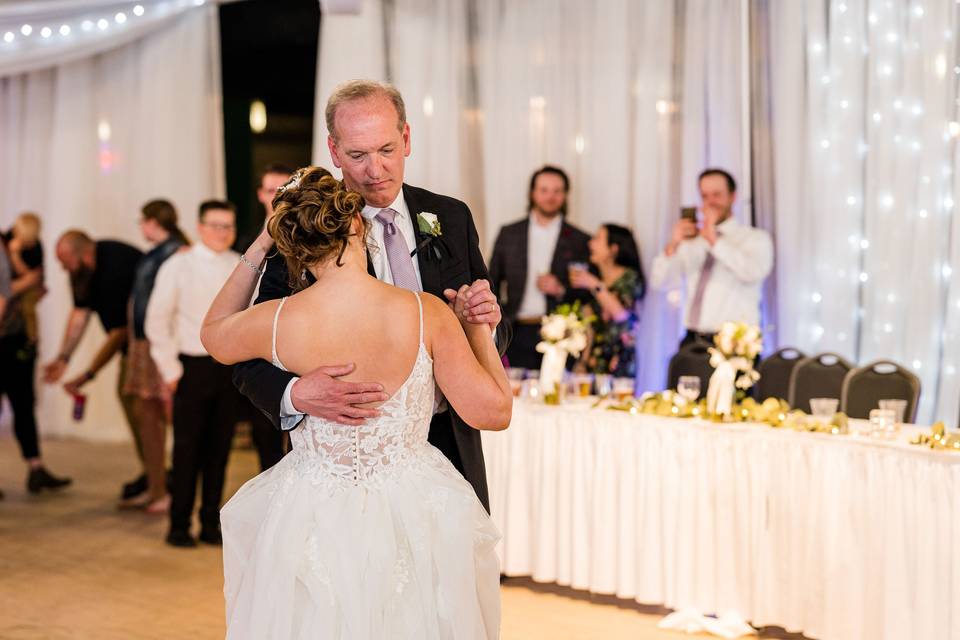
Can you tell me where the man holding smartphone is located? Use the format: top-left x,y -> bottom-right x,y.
650,168 -> 773,347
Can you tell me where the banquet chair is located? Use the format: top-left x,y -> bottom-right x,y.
754,347 -> 806,402
841,360 -> 921,423
666,341 -> 714,399
788,352 -> 854,413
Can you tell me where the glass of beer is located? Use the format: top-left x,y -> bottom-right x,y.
572,373 -> 594,397
612,377 -> 635,401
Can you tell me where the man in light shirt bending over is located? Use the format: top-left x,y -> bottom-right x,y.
650,168 -> 773,348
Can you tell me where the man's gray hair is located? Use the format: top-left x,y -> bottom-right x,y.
325,79 -> 407,139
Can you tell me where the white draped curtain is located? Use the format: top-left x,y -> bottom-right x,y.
762,0 -> 960,423
315,0 -> 748,396
0,2 -> 224,441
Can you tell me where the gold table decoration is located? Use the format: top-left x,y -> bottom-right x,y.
602,391 -> 855,436
909,421 -> 960,451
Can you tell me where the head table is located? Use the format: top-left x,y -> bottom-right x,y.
481,398 -> 960,640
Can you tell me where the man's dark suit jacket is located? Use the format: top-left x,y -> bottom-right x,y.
233,183 -> 502,512
488,216 -> 592,320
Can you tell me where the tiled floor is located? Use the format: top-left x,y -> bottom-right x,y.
0,437 -> 803,639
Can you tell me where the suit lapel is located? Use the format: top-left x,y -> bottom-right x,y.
550,219 -> 570,276
516,217 -> 530,296
402,184 -> 442,295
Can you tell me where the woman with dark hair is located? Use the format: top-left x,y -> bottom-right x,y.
119,199 -> 189,511
570,223 -> 646,377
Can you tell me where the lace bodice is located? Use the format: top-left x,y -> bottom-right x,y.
271,293 -> 438,488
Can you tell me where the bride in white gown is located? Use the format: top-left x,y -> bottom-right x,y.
200,169 -> 511,639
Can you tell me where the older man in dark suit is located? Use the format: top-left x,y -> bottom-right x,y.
233,80 -> 504,511
488,165 -> 591,370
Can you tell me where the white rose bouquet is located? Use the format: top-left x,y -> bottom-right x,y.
535,303 -> 590,401
536,304 -> 589,358
708,322 -> 763,390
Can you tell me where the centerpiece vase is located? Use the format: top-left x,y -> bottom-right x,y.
706,360 -> 736,417
538,344 -> 566,404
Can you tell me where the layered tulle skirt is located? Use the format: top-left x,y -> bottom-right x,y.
221,445 -> 500,640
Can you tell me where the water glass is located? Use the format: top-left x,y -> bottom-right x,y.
878,399 -> 907,426
677,376 -> 701,402
809,397 -> 839,421
594,373 -> 613,397
568,261 -> 589,283
869,408 -> 898,439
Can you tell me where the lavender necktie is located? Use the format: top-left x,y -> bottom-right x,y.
687,249 -> 716,331
375,208 -> 421,291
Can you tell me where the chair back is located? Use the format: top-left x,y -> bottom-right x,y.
841,360 -> 921,423
788,352 -> 854,413
755,347 -> 806,402
667,341 -> 714,399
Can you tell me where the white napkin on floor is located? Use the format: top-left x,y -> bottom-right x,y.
657,608 -> 756,639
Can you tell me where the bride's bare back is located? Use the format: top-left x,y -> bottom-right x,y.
274,278 -> 424,404
206,267 -> 511,430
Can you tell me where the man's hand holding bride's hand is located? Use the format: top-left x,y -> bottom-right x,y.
444,280 -> 501,331
290,363 -> 389,426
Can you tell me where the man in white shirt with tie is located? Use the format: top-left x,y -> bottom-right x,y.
146,200 -> 242,548
650,169 -> 773,348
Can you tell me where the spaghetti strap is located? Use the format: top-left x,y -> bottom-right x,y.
271,297 -> 289,370
413,291 -> 423,346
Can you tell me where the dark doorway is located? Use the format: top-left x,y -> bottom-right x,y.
219,0 -> 320,250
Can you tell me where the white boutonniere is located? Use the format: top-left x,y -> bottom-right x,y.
417,212 -> 442,237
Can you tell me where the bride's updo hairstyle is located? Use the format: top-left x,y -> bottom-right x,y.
268,166 -> 368,289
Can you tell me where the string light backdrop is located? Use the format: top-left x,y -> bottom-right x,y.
766,0 -> 960,423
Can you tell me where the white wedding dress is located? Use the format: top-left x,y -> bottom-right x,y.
222,292 -> 501,639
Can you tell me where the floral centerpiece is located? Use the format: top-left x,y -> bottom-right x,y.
706,322 -> 763,416
536,303 -> 589,403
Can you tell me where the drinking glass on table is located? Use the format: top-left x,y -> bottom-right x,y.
522,370 -> 540,398
809,397 -> 838,421
878,399 -> 907,426
507,368 -> 525,397
572,373 -> 594,397
677,376 -> 701,403
594,373 -> 613,397
613,377 -> 635,401
869,408 -> 897,439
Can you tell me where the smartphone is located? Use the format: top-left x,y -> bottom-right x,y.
680,206 -> 697,221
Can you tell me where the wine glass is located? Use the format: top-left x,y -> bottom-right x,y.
677,376 -> 701,403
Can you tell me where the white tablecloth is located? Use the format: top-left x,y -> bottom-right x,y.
481,400 -> 960,640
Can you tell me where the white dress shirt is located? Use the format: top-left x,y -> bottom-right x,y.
145,242 -> 239,383
516,214 -> 562,318
650,217 -> 773,333
280,188 -> 424,427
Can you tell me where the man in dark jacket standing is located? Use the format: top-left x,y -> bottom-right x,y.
488,165 -> 591,369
